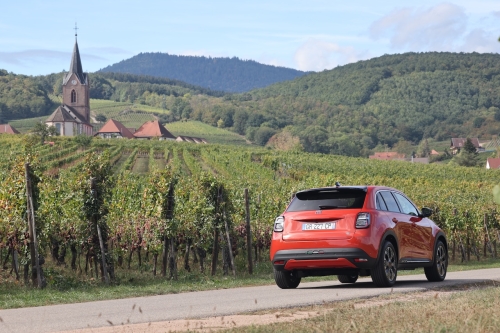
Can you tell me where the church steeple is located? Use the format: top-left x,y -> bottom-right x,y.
67,23 -> 85,83
62,24 -> 90,124
69,40 -> 84,77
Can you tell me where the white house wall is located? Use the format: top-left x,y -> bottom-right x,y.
65,122 -> 74,136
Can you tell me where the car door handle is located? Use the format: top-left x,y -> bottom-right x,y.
392,218 -> 398,223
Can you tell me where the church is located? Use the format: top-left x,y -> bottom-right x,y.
45,33 -> 93,136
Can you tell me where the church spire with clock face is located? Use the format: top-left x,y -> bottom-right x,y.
62,23 -> 90,123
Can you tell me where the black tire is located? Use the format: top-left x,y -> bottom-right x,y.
425,240 -> 448,282
371,241 -> 398,287
338,274 -> 358,283
274,269 -> 301,289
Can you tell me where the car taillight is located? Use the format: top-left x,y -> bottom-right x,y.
274,216 -> 284,232
356,213 -> 370,229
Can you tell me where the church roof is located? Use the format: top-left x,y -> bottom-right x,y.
0,124 -> 20,134
133,120 -> 176,139
46,105 -> 90,125
63,39 -> 88,85
97,119 -> 135,139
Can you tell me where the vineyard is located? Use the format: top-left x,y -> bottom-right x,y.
1,134 -> 500,287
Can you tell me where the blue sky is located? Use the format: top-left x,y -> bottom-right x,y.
1,0 -> 499,75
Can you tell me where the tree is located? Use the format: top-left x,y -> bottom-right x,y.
95,114 -> 107,123
74,134 -> 93,147
393,140 -> 413,156
233,110 -> 248,135
0,103 -> 4,123
31,122 -> 58,144
254,127 -> 276,146
451,138 -> 478,167
463,138 -> 477,154
416,139 -> 431,157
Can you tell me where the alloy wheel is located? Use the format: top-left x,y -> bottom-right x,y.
383,245 -> 397,282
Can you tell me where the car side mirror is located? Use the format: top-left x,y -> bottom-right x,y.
420,207 -> 433,218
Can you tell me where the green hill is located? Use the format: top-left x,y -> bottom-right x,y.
191,52 -> 500,156
4,52 -> 500,157
99,52 -> 307,93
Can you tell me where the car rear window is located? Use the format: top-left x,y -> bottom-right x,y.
286,188 -> 366,212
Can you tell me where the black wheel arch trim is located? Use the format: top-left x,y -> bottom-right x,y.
377,230 -> 399,262
434,231 -> 448,261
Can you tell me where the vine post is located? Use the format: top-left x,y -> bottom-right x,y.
222,188 -> 236,277
90,177 -> 109,285
211,186 -> 222,276
245,188 -> 253,274
25,163 -> 43,288
452,208 -> 456,261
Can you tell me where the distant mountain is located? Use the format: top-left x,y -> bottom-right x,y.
99,53 -> 307,93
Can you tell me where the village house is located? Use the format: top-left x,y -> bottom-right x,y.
95,119 -> 135,139
486,158 -> 500,170
450,138 -> 482,154
0,124 -> 19,134
133,120 -> 177,140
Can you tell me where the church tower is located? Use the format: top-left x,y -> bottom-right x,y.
45,26 -> 93,136
61,33 -> 90,123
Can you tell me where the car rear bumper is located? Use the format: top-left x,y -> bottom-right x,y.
272,248 -> 376,271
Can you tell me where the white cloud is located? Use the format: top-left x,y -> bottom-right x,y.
0,50 -> 68,65
459,28 -> 500,53
293,39 -> 363,72
0,49 -> 106,67
370,3 -> 467,51
256,54 -> 289,68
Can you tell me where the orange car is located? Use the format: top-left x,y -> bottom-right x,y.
270,185 -> 448,288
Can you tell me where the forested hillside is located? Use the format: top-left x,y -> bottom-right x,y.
195,52 -> 500,155
0,70 -> 56,123
99,53 -> 307,93
4,52 -> 500,157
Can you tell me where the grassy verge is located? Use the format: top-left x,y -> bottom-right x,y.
223,282 -> 500,333
1,256 -> 500,310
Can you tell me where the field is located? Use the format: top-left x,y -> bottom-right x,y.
1,134 -> 500,302
167,120 -> 249,145
8,116 -> 49,133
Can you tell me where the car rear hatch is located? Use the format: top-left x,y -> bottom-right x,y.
281,187 -> 367,242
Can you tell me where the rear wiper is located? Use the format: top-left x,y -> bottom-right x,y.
318,205 -> 346,210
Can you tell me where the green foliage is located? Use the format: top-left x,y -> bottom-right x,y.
9,52 -> 500,156
417,139 -> 431,158
0,72 -> 56,121
254,127 -> 276,146
463,138 -> 478,154
31,122 -> 58,145
2,136 -> 500,283
99,53 -> 306,93
95,114 -> 107,123
74,134 -> 93,148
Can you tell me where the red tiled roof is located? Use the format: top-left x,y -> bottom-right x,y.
96,119 -> 135,139
487,158 -> 500,169
134,120 -> 176,139
0,124 -> 20,134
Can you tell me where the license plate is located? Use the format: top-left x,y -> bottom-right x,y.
302,222 -> 336,230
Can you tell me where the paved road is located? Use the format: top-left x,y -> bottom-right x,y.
1,268 -> 499,333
